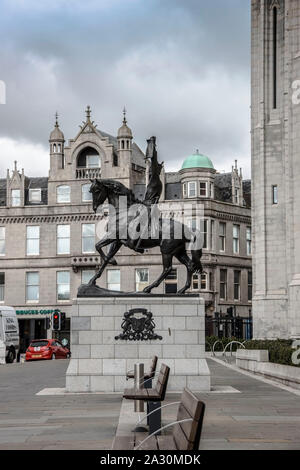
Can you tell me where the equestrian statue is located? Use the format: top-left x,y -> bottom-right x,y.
79,137 -> 203,295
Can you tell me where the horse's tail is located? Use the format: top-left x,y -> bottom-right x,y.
191,248 -> 203,274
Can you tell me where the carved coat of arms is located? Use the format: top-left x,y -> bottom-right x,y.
115,308 -> 162,341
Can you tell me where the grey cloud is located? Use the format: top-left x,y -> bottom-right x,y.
0,0 -> 251,178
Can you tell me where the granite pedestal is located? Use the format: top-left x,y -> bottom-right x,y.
66,295 -> 210,393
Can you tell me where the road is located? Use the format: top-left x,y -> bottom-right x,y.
0,359 -> 122,450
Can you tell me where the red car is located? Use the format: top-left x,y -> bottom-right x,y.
25,339 -> 71,361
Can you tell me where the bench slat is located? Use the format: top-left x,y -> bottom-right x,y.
173,422 -> 192,451
181,388 -> 203,421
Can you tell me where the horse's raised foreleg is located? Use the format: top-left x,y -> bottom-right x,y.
143,254 -> 173,293
88,240 -> 122,286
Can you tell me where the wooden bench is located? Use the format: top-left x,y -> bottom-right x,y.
123,363 -> 170,434
126,355 -> 158,388
113,388 -> 205,450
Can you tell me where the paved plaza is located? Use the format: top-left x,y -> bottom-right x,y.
0,358 -> 299,450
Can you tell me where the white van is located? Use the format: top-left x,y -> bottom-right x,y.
0,307 -> 20,363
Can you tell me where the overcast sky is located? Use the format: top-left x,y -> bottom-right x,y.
0,0 -> 251,179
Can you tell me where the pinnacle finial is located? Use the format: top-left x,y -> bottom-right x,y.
55,112 -> 59,128
123,106 -> 127,124
86,105 -> 91,121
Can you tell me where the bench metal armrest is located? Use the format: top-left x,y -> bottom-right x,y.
135,401 -> 181,427
126,373 -> 157,384
134,418 -> 193,450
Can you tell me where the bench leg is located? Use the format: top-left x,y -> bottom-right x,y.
148,401 -> 161,436
144,380 -> 152,426
144,379 -> 152,389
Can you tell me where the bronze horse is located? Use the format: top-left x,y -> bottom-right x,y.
88,179 -> 203,294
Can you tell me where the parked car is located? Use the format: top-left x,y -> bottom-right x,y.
25,339 -> 71,361
0,306 -> 20,363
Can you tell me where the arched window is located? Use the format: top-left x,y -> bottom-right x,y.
121,140 -> 125,149
126,140 -> 130,149
77,147 -> 100,168
53,144 -> 57,153
82,183 -> 92,202
58,144 -> 61,153
57,185 -> 71,203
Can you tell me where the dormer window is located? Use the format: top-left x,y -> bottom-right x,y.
29,189 -> 41,203
11,189 -> 21,207
199,182 -> 207,197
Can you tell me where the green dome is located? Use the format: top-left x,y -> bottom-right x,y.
181,152 -> 214,170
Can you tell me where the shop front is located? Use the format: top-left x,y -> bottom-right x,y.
16,309 -> 71,354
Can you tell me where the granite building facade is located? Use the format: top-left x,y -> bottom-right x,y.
251,0 -> 300,339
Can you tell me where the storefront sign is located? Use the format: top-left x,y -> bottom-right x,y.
16,309 -> 60,315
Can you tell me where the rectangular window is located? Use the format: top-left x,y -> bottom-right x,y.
82,224 -> 95,253
26,226 -> 40,256
210,220 -> 214,251
188,182 -> 197,198
220,269 -> 227,300
192,273 -> 199,291
234,188 -> 239,204
219,222 -> 226,252
209,183 -> 214,198
192,273 -> 207,291
57,271 -> 70,301
26,272 -> 39,302
29,189 -> 41,203
183,183 -> 187,198
57,225 -> 70,255
0,227 -> 5,255
272,185 -> 278,204
234,270 -> 241,301
233,225 -> 240,254
248,270 -> 252,302
135,268 -> 149,292
107,270 -> 121,291
202,219 -> 208,249
201,273 -> 207,290
199,182 -> 207,197
165,269 -> 177,294
82,270 -> 96,284
82,183 -> 92,202
0,273 -> 4,301
57,185 -> 71,203
246,227 -> 252,256
11,189 -> 21,207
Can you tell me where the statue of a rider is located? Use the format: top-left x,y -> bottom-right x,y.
131,136 -> 163,252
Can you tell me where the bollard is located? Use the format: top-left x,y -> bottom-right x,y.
134,362 -> 144,413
